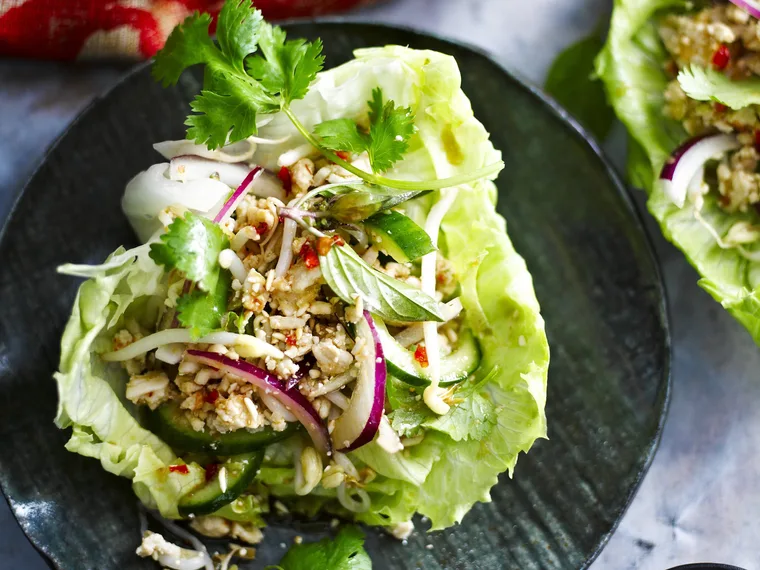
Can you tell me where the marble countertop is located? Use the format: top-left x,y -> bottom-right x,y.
1,0 -> 758,568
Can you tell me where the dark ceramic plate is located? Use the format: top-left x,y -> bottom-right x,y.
0,22 -> 670,570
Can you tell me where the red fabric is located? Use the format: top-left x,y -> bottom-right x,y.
0,0 -> 375,60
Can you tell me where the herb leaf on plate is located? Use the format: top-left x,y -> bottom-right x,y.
276,526 -> 372,570
149,212 -> 228,292
315,87 -> 415,172
176,269 -> 232,338
247,23 -> 325,104
678,65 -> 760,110
320,243 -> 443,322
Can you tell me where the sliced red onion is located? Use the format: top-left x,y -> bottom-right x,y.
729,0 -> 760,19
184,350 -> 331,456
332,311 -> 386,452
659,134 -> 739,208
169,156 -> 251,189
212,167 -> 262,224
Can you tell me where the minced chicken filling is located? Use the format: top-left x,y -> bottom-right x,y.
112,152 -> 463,542
660,2 -> 760,212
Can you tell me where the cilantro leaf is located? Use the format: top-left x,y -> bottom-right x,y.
423,389 -> 496,441
151,12 -> 218,87
152,0 -> 279,148
314,87 -> 415,173
313,119 -> 369,154
149,212 -> 229,292
678,64 -> 760,110
389,407 -> 431,438
247,24 -> 325,103
423,367 -> 499,441
176,270 -> 232,338
366,87 -> 415,172
278,526 -> 371,570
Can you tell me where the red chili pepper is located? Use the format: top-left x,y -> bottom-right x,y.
205,464 -> 219,481
286,334 -> 297,346
256,222 -> 270,235
278,166 -> 292,194
336,151 -> 350,161
332,235 -> 345,247
204,389 -> 219,404
169,464 -> 189,474
414,345 -> 429,368
299,242 -> 320,268
714,102 -> 728,113
712,44 -> 731,70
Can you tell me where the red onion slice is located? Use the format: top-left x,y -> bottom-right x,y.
184,350 -> 331,456
332,311 -> 386,452
213,167 -> 262,224
729,0 -> 760,19
659,134 -> 739,207
169,156 -> 252,189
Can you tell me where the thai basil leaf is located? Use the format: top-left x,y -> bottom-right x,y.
320,243 -> 443,322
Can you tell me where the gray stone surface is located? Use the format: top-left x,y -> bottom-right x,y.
0,0 -> 755,568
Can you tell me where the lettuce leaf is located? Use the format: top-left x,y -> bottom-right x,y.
55,246 -> 207,518
597,0 -> 760,343
251,46 -> 548,529
56,45 -> 548,531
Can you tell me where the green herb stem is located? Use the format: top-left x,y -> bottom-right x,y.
283,106 -> 504,191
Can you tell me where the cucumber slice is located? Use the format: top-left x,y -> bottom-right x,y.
147,401 -> 300,454
365,210 -> 435,263
178,451 -> 263,516
375,320 -> 481,386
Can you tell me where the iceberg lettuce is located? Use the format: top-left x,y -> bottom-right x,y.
55,45 -> 549,531
596,0 -> 760,343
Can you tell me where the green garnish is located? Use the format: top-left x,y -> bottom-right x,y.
149,212 -> 230,337
272,526 -> 372,570
314,87 -> 415,173
152,0 -> 503,190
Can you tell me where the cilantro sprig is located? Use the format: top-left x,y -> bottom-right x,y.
152,0 -> 504,190
149,212 -> 230,337
270,526 -> 371,570
314,88 -> 415,173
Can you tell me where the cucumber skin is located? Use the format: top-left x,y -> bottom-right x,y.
366,210 -> 435,263
147,402 -> 300,454
377,322 -> 481,387
178,451 -> 264,517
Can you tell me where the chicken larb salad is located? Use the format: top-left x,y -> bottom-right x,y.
598,0 -> 760,342
54,2 -> 549,567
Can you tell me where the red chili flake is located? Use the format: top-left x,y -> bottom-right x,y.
299,242 -> 320,268
286,334 -> 297,346
278,215 -> 285,224
336,151 -> 350,161
205,463 -> 219,482
169,464 -> 189,475
256,222 -> 270,235
712,44 -> 731,70
332,235 -> 345,247
204,389 -> 219,404
714,102 -> 728,113
278,166 -> 292,194
414,345 -> 429,368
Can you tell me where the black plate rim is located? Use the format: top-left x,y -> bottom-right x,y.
0,20 -> 673,570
